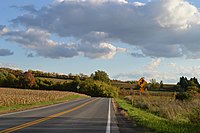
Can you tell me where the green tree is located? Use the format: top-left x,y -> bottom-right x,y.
190,77 -> 199,87
177,76 -> 188,92
0,70 -> 8,86
92,70 -> 110,83
5,73 -> 17,87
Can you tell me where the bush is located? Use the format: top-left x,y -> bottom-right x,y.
80,79 -> 118,97
175,92 -> 193,101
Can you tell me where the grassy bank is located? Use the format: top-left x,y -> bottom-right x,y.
0,88 -> 89,114
115,98 -> 200,133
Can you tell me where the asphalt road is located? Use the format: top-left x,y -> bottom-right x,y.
0,98 -> 120,133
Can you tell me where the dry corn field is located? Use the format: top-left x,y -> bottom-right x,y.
0,88 -> 88,107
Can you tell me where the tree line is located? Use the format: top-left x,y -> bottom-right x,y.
0,68 -> 118,98
0,68 -> 89,80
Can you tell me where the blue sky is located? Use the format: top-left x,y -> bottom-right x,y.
1,0 -> 200,83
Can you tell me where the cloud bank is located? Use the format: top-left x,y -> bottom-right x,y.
1,0 -> 200,59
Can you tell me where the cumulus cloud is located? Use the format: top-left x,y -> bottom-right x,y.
3,28 -> 79,58
3,28 -> 125,59
2,0 -> 200,59
155,0 -> 200,29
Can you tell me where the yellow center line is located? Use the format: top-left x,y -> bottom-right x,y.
0,98 -> 98,133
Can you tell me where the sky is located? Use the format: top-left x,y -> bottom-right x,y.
1,0 -> 200,83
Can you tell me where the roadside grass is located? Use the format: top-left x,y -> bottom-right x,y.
115,98 -> 200,133
0,88 -> 89,114
125,95 -> 200,122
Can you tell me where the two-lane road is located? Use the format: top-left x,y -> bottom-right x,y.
0,98 -> 119,133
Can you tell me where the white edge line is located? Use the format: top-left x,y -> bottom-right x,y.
0,98 -> 90,117
106,98 -> 111,133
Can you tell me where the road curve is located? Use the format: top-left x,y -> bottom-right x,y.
0,98 -> 119,133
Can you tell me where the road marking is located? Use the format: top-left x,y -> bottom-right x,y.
0,98 -> 97,133
0,98 -> 90,117
106,98 -> 111,133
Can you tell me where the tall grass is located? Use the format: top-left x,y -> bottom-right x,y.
115,98 -> 200,133
125,95 -> 200,123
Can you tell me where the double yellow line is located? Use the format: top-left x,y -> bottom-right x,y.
1,98 -> 97,133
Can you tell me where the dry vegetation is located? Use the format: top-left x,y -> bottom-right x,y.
0,88 -> 88,107
125,95 -> 200,123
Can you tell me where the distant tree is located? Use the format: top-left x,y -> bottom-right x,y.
72,76 -> 81,92
90,73 -> 95,79
149,79 -> 159,90
24,71 -> 36,88
68,73 -> 73,78
159,80 -> 164,89
92,70 -> 110,83
177,76 -> 188,92
190,77 -> 199,87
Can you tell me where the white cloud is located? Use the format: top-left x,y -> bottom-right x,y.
2,0 -> 200,59
132,2 -> 146,7
0,25 -> 8,35
155,0 -> 200,30
113,70 -> 177,83
147,58 -> 161,70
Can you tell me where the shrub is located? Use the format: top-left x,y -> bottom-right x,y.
175,92 -> 193,101
80,79 -> 118,97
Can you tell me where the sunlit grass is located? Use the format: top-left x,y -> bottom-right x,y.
115,98 -> 200,133
125,95 -> 200,122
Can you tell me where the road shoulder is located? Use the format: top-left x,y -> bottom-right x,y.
112,99 -> 154,133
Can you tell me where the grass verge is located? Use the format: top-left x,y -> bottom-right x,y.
115,98 -> 200,133
0,95 -> 87,114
